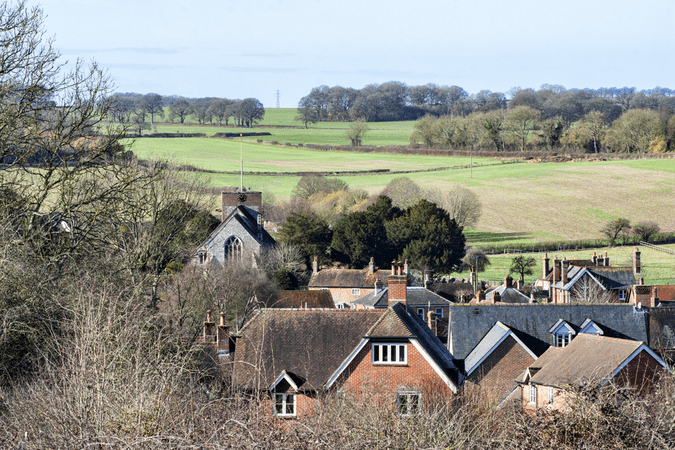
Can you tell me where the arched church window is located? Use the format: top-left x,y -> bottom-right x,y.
224,236 -> 243,260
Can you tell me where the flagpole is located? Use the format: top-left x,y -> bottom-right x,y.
240,134 -> 243,191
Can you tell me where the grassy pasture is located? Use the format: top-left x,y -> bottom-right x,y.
127,114 -> 675,247
454,244 -> 675,287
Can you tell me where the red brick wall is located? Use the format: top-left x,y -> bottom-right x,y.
388,277 -> 407,305
337,341 -> 455,399
522,384 -> 568,413
615,350 -> 665,394
465,335 -> 535,403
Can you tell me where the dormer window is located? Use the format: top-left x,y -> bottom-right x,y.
579,319 -> 604,336
274,393 -> 295,417
372,343 -> 406,365
549,319 -> 576,348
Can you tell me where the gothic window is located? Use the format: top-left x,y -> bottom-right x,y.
224,236 -> 243,261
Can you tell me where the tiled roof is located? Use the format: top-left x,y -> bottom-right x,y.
352,287 -> 452,308
308,268 -> 389,288
233,309 -> 383,390
648,307 -> 675,349
267,290 -> 334,309
527,334 -> 650,388
447,304 -> 649,360
656,286 -> 675,302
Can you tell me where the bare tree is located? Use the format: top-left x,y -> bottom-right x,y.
428,185 -> 482,228
570,275 -> 607,303
601,218 -> 631,245
346,119 -> 369,146
633,221 -> 660,242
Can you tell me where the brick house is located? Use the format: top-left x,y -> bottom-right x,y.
446,304 -> 654,405
518,334 -> 668,413
471,275 -> 531,304
535,249 -> 639,303
227,270 -> 460,418
193,191 -> 275,267
308,257 -> 391,308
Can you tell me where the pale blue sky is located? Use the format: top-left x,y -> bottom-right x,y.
38,0 -> 675,107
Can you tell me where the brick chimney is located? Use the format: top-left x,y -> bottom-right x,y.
403,259 -> 409,275
493,291 -> 501,303
388,261 -> 407,307
633,247 -> 641,275
592,252 -> 598,266
603,251 -> 609,267
553,257 -> 560,285
650,286 -> 659,308
562,258 -> 569,284
312,256 -> 318,275
504,275 -> 513,288
374,280 -> 383,294
368,257 -> 375,274
217,312 -> 231,358
543,253 -> 550,278
516,277 -> 523,290
203,310 -> 215,343
427,311 -> 438,336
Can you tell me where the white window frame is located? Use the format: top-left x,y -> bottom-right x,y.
397,391 -> 421,416
435,307 -> 443,318
417,308 -> 425,318
618,289 -> 626,301
372,343 -> 407,365
274,393 -> 296,417
529,385 -> 536,405
547,386 -> 554,404
351,288 -> 361,296
555,332 -> 571,348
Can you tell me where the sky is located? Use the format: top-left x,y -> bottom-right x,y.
37,0 -> 675,108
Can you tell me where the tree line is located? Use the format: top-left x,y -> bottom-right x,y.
109,93 -> 265,130
297,82 -> 675,126
410,106 -> 675,153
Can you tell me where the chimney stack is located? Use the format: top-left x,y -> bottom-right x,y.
650,286 -> 660,308
543,253 -> 550,278
369,257 -> 375,274
603,251 -> 609,267
493,291 -> 501,303
374,280 -> 383,294
553,257 -> 560,285
504,275 -> 513,288
388,261 -> 407,307
312,256 -> 318,275
217,312 -> 231,358
427,311 -> 438,336
592,252 -> 598,266
403,260 -> 409,275
203,310 -> 215,343
562,258 -> 569,284
633,247 -> 641,275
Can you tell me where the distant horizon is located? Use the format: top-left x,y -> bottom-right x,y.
37,0 -> 675,108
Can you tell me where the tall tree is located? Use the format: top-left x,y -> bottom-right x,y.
386,200 -> 465,274
168,97 -> 191,124
236,98 -> 265,128
507,105 -> 541,151
277,212 -> 332,265
140,93 -> 164,123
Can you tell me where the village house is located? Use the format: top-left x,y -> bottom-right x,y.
471,275 -> 531,305
211,266 -> 460,418
517,334 -> 668,413
193,190 -> 276,267
446,303 -> 654,405
535,249 -> 640,303
308,257 -> 391,308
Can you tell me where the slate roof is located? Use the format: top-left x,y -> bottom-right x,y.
308,268 -> 389,288
266,290 -> 334,309
546,265 -> 635,292
201,205 -> 276,249
526,334 -> 660,388
232,309 -> 383,391
464,322 -> 536,376
648,307 -> 675,349
447,304 -> 649,360
485,285 -> 530,304
352,287 -> 452,308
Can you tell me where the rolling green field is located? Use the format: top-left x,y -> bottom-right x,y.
128,113 -> 675,251
153,108 -> 415,146
453,244 -> 675,287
